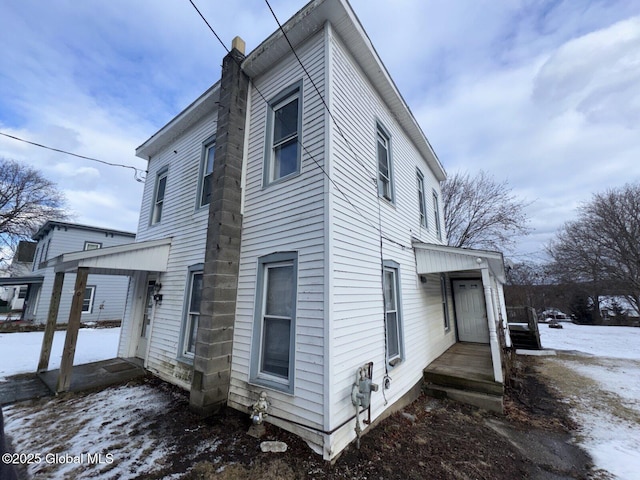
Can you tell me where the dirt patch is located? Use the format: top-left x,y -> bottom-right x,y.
4,355 -> 599,479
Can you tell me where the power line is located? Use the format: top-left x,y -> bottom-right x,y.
186,0 -> 392,242
186,0 -> 229,55
0,131 -> 147,182
264,0 -> 377,181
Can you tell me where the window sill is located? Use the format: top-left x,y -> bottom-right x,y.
248,375 -> 294,396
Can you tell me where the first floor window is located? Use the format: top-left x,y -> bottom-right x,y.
441,274 -> 450,331
383,261 -> 403,366
151,168 -> 168,225
251,252 -> 297,392
82,286 -> 96,313
182,268 -> 203,358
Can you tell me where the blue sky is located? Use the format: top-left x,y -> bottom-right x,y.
1,0 -> 638,263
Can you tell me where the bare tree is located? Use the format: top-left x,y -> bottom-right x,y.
442,170 -> 530,252
547,183 -> 640,317
0,158 -> 68,266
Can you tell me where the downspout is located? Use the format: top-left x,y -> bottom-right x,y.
480,266 -> 503,383
496,282 -> 511,348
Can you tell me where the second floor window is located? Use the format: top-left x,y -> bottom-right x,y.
151,169 -> 168,225
433,190 -> 442,240
200,141 -> 215,207
377,125 -> 393,201
417,170 -> 427,228
265,82 -> 302,185
84,242 -> 102,251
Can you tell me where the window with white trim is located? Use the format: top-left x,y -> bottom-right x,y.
84,241 -> 102,251
181,268 -> 203,359
151,168 -> 168,225
440,274 -> 450,331
433,190 -> 442,240
251,252 -> 297,393
82,286 -> 96,313
417,169 -> 427,228
265,82 -> 302,185
377,124 -> 394,201
383,260 -> 403,366
199,140 -> 215,207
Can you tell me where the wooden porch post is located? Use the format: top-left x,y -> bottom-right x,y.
56,267 -> 89,393
37,271 -> 65,372
481,266 -> 503,383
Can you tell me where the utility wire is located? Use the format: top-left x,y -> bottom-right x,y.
186,0 -> 402,245
264,0 -> 376,180
187,0 -> 229,55
0,131 -> 147,182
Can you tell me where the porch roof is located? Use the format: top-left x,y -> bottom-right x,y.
43,237 -> 172,276
0,275 -> 44,286
413,242 -> 506,283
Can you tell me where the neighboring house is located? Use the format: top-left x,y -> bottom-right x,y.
0,241 -> 36,313
599,296 -> 639,320
39,0 -> 510,460
0,221 -> 135,324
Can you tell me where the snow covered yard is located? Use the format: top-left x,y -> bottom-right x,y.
538,323 -> 640,480
0,327 -> 120,381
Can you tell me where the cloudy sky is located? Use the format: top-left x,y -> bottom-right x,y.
1,0 -> 638,263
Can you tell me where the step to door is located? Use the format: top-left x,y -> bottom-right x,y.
423,371 -> 504,396
424,384 -> 503,414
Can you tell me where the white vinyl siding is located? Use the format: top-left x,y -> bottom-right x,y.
229,30 -> 326,435
327,30 -> 455,454
25,225 -> 135,325
126,105 -> 217,387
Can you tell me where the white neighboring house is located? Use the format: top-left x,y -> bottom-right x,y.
0,221 -> 135,323
0,241 -> 36,313
39,0 -> 510,460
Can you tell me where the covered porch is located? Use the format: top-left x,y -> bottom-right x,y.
413,242 -> 510,413
36,238 -> 171,393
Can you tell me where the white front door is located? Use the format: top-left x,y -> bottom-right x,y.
453,280 -> 489,343
135,280 -> 156,359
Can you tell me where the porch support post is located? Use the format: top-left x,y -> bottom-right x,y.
481,267 -> 503,383
56,267 -> 89,393
37,271 -> 65,372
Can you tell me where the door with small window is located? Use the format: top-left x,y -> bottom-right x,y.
136,279 -> 156,359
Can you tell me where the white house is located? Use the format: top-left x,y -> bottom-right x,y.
0,221 -> 135,324
0,241 -> 36,313
40,0 -> 510,460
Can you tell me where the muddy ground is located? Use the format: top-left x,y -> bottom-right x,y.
136,355 -> 595,479
5,354 -> 602,479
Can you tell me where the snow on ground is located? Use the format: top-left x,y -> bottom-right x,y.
3,383 -> 175,479
538,322 -> 640,480
0,327 -> 120,381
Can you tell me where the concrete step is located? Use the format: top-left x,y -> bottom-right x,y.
423,370 -> 503,396
424,384 -> 503,414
